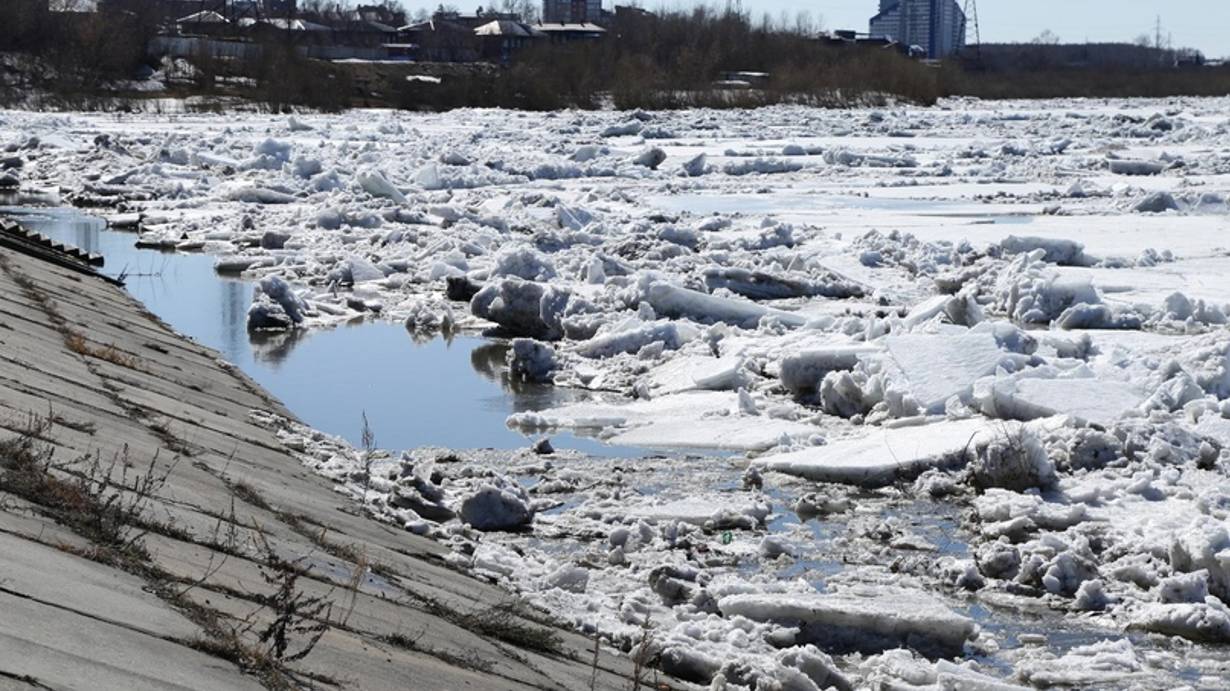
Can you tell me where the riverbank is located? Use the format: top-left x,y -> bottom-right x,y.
0,221 -> 671,690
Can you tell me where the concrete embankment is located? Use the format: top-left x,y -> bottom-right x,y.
0,222 -> 666,690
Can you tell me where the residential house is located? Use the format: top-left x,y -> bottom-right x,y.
473,18 -> 543,64
175,9 -> 229,36
534,22 -> 605,44
399,16 -> 479,62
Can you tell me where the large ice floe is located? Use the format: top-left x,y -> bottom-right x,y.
8,95 -> 1230,688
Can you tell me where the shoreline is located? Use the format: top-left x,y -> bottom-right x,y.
0,225 -> 665,690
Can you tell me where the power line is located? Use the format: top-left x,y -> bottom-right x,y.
962,0 -> 980,60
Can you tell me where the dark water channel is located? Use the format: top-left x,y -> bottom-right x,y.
3,203 -> 639,457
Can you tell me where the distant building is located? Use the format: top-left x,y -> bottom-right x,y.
542,0 -> 600,25
432,10 -> 520,30
400,16 -> 479,62
869,0 -> 964,59
535,22 -> 605,44
123,0 -> 294,23
473,19 -> 543,64
176,9 -> 229,36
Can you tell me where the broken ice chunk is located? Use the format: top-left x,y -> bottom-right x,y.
759,419 -> 1013,488
574,320 -> 697,359
1130,602 -> 1230,643
356,168 -> 407,204
458,483 -> 533,531
647,355 -> 746,394
645,282 -> 807,329
247,275 -> 308,331
609,416 -> 814,452
779,344 -> 880,395
628,496 -> 769,530
702,267 -> 864,301
470,278 -> 570,340
718,586 -> 977,655
883,332 -> 1015,413
1000,235 -> 1091,266
1016,639 -> 1145,686
980,376 -> 1145,427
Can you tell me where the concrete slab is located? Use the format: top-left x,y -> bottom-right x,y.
0,591 -> 265,691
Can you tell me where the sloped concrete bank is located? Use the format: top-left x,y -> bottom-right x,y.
0,227 -> 675,690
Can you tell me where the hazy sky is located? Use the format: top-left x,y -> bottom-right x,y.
401,1 -> 1228,58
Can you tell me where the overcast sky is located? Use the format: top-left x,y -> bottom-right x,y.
399,1 -> 1228,58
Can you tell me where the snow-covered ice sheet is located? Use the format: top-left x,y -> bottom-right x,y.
757,418 -> 1011,487
883,332 -> 1013,413
719,586 -> 978,654
508,390 -> 816,452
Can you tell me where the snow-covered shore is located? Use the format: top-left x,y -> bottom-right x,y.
5,96 -> 1230,688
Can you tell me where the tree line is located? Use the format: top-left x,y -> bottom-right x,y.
1,1 -> 1226,112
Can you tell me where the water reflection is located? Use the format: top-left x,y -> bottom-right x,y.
0,190 -> 60,208
248,328 -> 307,366
222,278 -> 247,362
470,341 -> 507,381
470,341 -> 601,412
4,205 -> 644,457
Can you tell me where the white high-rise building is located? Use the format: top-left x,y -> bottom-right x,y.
869,0 -> 965,59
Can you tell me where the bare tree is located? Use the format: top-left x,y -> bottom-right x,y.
793,10 -> 813,36
1031,29 -> 1060,45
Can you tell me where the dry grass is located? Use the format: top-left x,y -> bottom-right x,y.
64,330 -> 144,370
0,415 -> 337,690
450,601 -> 564,656
629,623 -> 657,691
0,414 -> 170,562
382,629 -> 496,674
